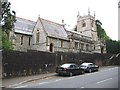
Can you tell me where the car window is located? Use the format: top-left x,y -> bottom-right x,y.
81,65 -> 87,67
70,65 -> 77,68
90,64 -> 95,67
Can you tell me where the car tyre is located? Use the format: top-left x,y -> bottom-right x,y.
70,72 -> 73,76
88,69 -> 92,73
81,70 -> 84,74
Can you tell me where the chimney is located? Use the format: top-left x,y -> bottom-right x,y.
62,19 -> 64,24
62,19 -> 65,27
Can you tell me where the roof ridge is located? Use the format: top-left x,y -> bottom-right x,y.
41,18 -> 62,26
16,16 -> 36,23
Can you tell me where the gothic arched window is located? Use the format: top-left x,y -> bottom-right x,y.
36,31 -> 40,44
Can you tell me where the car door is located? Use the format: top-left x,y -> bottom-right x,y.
89,64 -> 94,71
91,64 -> 96,71
72,64 -> 80,74
69,65 -> 79,75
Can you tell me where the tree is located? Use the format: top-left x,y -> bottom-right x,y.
1,1 -> 16,50
1,30 -> 13,50
95,20 -> 110,41
2,2 -> 16,37
96,19 -> 120,54
106,40 -> 120,54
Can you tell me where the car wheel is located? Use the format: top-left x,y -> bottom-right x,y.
88,69 -> 92,73
81,70 -> 84,74
96,68 -> 99,71
70,72 -> 73,76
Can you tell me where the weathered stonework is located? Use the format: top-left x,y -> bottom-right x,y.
9,13 -> 106,53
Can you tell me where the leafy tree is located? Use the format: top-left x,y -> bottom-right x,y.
1,30 -> 13,50
106,40 -> 120,54
2,1 -> 16,37
96,20 -> 120,54
95,20 -> 110,41
1,1 -> 16,50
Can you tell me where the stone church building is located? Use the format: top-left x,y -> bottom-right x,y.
9,11 -> 106,53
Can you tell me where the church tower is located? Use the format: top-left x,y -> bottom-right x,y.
77,9 -> 98,41
77,9 -> 103,53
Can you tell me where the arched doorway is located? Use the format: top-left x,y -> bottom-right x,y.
49,43 -> 54,52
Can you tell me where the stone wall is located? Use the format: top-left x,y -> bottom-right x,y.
2,50 -> 116,78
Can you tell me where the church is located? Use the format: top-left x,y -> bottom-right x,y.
9,11 -> 106,53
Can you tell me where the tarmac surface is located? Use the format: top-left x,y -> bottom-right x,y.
1,66 -> 118,89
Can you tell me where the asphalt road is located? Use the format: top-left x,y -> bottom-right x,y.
13,66 -> 119,89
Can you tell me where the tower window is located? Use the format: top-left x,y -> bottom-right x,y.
82,22 -> 86,27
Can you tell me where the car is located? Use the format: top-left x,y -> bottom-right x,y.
80,62 -> 99,73
55,63 -> 84,76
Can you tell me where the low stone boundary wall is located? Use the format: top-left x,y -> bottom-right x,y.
2,50 -> 117,78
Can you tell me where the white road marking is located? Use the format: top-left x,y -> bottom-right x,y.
9,67 -> 117,88
96,78 -> 112,84
55,79 -> 62,82
14,85 -> 28,88
38,82 -> 49,85
81,86 -> 85,88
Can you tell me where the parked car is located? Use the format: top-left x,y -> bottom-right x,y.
55,63 -> 84,76
80,62 -> 99,73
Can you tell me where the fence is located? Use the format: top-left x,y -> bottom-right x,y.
2,50 -> 117,78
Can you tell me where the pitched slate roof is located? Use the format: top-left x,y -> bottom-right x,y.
14,17 -> 36,35
14,17 -> 68,40
40,18 -> 68,40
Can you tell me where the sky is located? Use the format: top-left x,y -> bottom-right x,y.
9,0 -> 118,40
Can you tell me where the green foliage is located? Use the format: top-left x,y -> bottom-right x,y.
1,1 -> 16,50
106,40 -> 120,54
95,20 -> 110,41
2,2 -> 16,37
0,30 -> 13,50
96,19 -> 120,54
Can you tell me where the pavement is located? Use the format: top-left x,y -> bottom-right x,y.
2,72 -> 56,88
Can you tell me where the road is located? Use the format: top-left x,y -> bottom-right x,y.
13,66 -> 119,89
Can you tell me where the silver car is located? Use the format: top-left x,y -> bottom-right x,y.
80,63 -> 99,73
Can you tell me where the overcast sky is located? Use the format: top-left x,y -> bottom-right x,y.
9,0 -> 118,40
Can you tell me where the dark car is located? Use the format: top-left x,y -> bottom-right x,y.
55,63 -> 84,76
80,63 -> 99,73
